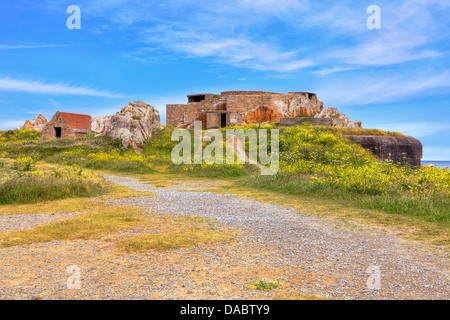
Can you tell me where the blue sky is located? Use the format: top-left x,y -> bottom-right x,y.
0,0 -> 449,160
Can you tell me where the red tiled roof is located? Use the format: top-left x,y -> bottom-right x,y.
58,112 -> 92,130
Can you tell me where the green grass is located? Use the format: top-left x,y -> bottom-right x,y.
0,129 -> 40,142
0,206 -> 147,247
0,205 -> 237,251
320,126 -> 406,137
244,173 -> 449,223
246,277 -> 283,291
0,174 -> 108,205
1,124 -> 448,249
1,134 -> 124,160
0,159 -> 109,205
117,221 -> 236,252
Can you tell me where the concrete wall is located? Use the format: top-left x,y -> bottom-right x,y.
344,135 -> 423,167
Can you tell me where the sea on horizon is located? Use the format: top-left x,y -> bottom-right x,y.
421,161 -> 450,168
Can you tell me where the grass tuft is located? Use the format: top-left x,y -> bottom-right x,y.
246,277 -> 283,291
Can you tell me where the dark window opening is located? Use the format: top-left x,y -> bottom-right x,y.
188,95 -> 206,103
221,113 -> 227,127
55,127 -> 62,138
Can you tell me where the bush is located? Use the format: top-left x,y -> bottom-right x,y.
0,167 -> 108,205
0,129 -> 40,142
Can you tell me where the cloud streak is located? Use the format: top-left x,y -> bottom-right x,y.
0,44 -> 69,50
318,70 -> 450,105
0,78 -> 121,98
53,0 -> 450,73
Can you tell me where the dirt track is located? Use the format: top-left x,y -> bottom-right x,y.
0,175 -> 448,300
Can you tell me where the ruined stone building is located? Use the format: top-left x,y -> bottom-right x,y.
166,91 -> 325,129
40,111 -> 92,140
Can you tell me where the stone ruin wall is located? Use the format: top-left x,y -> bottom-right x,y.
166,91 -> 324,128
40,113 -> 77,140
206,113 -> 222,129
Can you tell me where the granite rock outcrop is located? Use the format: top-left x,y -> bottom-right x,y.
90,101 -> 164,152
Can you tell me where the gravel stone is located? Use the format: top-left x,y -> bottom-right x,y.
0,174 -> 448,300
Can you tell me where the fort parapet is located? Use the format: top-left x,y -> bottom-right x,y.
166,91 -> 325,129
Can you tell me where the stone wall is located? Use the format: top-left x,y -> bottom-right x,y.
166,91 -> 324,128
166,104 -> 187,127
344,135 -> 423,167
40,112 -> 76,139
187,94 -> 215,102
167,99 -> 219,127
206,113 -> 222,129
225,93 -> 322,118
221,91 -> 278,96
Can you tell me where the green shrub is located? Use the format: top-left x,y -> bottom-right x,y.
0,129 -> 40,142
0,173 -> 107,205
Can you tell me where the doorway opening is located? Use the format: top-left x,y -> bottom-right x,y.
220,113 -> 227,127
55,127 -> 62,138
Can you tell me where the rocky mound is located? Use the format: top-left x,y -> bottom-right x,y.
17,114 -> 48,131
315,107 -> 362,128
90,101 -> 164,152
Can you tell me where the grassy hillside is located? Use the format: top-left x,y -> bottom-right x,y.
0,126 -> 448,246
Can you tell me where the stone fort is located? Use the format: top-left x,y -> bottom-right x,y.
166,91 -> 326,129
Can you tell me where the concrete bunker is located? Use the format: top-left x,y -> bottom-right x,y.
187,94 -> 214,103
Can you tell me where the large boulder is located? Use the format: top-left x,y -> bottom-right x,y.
18,114 -> 48,131
315,107 -> 362,128
90,101 -> 164,152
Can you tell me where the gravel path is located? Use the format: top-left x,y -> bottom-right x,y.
102,175 -> 449,300
0,174 -> 448,300
0,212 -> 81,232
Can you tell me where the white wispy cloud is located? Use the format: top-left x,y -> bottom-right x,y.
59,0 -> 314,72
0,78 -> 121,98
313,67 -> 357,76
321,0 -> 449,66
0,44 -> 69,50
173,37 -> 316,72
44,0 -> 450,73
318,70 -> 450,105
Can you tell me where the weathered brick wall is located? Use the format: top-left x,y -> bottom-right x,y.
167,100 -> 217,127
187,94 -> 215,102
206,113 -> 221,128
166,92 -> 324,127
221,91 -> 278,96
40,112 -> 76,139
166,104 -> 186,126
226,95 -> 273,114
